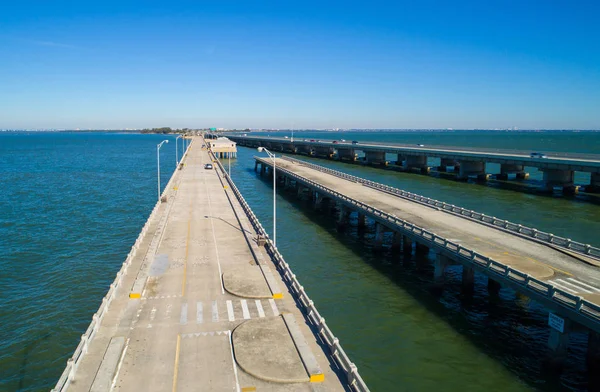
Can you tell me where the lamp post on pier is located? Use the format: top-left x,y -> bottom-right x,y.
175,135 -> 183,166
157,140 -> 169,201
258,147 -> 276,247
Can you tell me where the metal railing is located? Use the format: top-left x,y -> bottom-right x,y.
210,151 -> 369,391
52,141 -> 193,391
255,156 -> 600,331
280,156 -> 600,259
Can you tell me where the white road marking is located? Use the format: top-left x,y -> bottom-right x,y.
166,304 -> 173,319
212,300 -> 219,322
255,300 -> 265,318
227,330 -> 241,392
567,278 -> 600,292
269,299 -> 279,316
226,300 -> 235,322
180,303 -> 188,325
110,338 -> 130,391
555,278 -> 593,293
551,281 -> 577,294
241,300 -> 250,319
203,169 -> 225,295
150,306 -> 157,321
196,301 -> 203,324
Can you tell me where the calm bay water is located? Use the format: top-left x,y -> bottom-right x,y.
1,131 -> 600,391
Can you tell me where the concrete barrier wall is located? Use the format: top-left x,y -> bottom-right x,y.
211,151 -> 369,392
52,141 -> 193,392
256,156 -> 600,334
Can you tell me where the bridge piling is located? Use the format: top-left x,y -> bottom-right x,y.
405,155 -> 429,173
487,278 -> 501,295
545,318 -> 571,370
374,223 -> 385,250
438,158 -> 456,172
588,330 -> 600,372
542,169 -> 577,194
462,266 -> 475,294
433,253 -> 449,290
458,160 -> 489,181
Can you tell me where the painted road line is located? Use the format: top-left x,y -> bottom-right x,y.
555,278 -> 593,293
255,300 -> 265,318
196,301 -> 203,324
269,299 -> 279,317
241,300 -> 250,320
180,303 -> 188,325
172,334 -> 181,392
227,300 -> 235,322
550,281 -> 577,294
567,278 -> 600,292
166,304 -> 173,319
227,330 -> 241,392
212,300 -> 219,322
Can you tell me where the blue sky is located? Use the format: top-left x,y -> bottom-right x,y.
1,1 -> 599,129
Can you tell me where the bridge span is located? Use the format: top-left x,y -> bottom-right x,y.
230,135 -> 600,194
254,155 -> 600,370
52,137 -> 367,392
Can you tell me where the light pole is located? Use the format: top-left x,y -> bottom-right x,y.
157,140 -> 169,201
176,135 -> 183,166
258,147 -> 276,247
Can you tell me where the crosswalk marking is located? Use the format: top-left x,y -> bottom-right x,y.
180,303 -> 188,325
255,300 -> 265,318
226,300 -> 235,322
212,300 -> 219,322
269,299 -> 279,317
549,278 -> 600,294
241,300 -> 250,319
196,301 -> 203,324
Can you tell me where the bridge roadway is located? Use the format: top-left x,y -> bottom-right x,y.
231,135 -> 600,192
255,156 -> 600,366
61,138 -> 352,392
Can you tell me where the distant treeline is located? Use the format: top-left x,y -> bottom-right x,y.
140,127 -> 184,134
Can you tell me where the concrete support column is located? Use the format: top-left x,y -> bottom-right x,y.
458,160 -> 489,181
588,330 -> 600,372
357,213 -> 366,228
545,317 -> 571,370
403,236 -> 413,254
497,164 -> 528,180
391,231 -> 402,252
438,158 -> 456,172
337,148 -> 357,161
487,278 -> 501,295
542,169 -> 577,194
586,172 -> 600,193
314,192 -> 323,210
296,185 -> 305,198
405,155 -> 430,173
415,242 -> 429,255
337,204 -> 350,229
374,223 -> 385,250
260,164 -> 266,176
462,266 -> 475,294
396,154 -> 405,166
433,253 -> 449,290
365,151 -> 387,165
254,161 -> 259,172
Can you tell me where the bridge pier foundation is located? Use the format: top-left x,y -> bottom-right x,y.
396,154 -> 406,166
545,318 -> 571,370
588,330 -> 600,372
438,158 -> 456,172
260,164 -> 266,176
542,169 -> 578,194
365,151 -> 387,166
405,155 -> 430,174
403,236 -> 413,254
487,278 -> 501,295
337,148 -> 357,162
337,204 -> 350,230
391,231 -> 402,252
586,172 -> 600,193
458,160 -> 489,181
497,164 -> 528,180
462,266 -> 475,294
357,213 -> 366,228
433,253 -> 449,290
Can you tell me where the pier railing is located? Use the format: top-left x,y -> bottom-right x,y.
52,141 -> 192,391
255,156 -> 600,332
280,156 -> 600,259
211,151 -> 369,392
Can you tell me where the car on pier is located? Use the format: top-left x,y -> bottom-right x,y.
332,140 -> 339,144
352,140 -> 359,145
530,152 -> 548,158
204,163 -> 213,170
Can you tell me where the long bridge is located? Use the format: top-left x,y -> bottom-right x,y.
254,155 -> 600,370
229,135 -> 600,194
52,137 -> 367,391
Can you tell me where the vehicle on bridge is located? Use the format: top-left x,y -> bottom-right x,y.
531,152 -> 548,158
204,163 -> 213,169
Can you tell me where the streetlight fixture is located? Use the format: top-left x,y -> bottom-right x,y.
157,140 -> 169,201
175,135 -> 183,166
258,146 -> 277,247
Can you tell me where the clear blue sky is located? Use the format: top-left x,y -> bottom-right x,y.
1,0 -> 599,130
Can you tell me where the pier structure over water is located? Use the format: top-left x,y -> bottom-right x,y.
254,155 -> 600,371
231,135 -> 600,194
53,137 -> 366,392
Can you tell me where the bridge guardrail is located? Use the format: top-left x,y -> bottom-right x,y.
52,141 -> 193,392
211,151 -> 369,392
255,156 -> 600,331
280,156 -> 600,259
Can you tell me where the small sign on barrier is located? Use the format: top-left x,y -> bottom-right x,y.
548,312 -> 565,333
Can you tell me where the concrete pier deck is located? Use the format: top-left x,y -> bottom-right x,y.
55,137 -> 360,391
255,156 -> 600,333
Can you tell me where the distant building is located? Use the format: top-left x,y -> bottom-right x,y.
209,137 -> 237,159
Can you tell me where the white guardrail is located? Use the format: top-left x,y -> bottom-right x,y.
281,156 -> 600,259
210,151 -> 370,392
255,156 -> 600,328
52,140 -> 193,392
